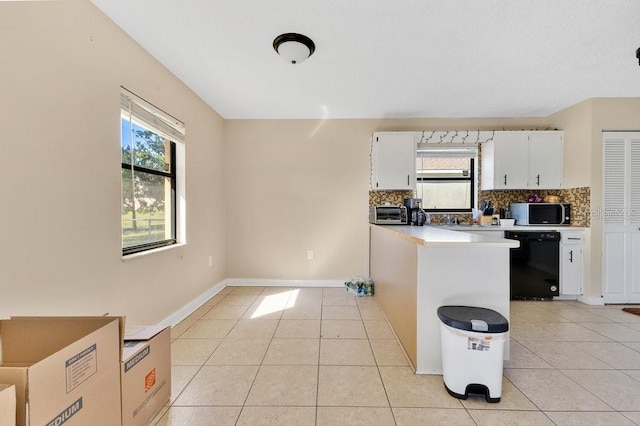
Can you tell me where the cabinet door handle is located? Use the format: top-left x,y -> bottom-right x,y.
504,174 -> 507,185
569,250 -> 573,263
536,174 -> 540,185
407,175 -> 410,186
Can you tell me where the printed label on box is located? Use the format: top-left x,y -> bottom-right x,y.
467,337 -> 491,351
125,346 -> 150,373
145,368 -> 157,393
65,344 -> 97,393
45,397 -> 83,426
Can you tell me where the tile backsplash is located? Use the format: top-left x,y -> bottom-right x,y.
369,190 -> 415,207
478,187 -> 590,227
369,187 -> 590,227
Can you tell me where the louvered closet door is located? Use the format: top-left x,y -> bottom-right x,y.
629,139 -> 640,301
603,132 -> 640,303
603,136 -> 626,301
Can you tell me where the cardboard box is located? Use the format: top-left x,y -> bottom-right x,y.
0,317 -> 123,426
121,325 -> 171,426
0,384 -> 16,426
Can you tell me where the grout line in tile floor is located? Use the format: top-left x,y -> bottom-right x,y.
154,287 -> 640,425
356,295 -> 396,420
314,292 -> 323,426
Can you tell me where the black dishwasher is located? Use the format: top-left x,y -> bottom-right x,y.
504,231 -> 560,300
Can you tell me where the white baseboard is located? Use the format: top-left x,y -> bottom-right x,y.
158,280 -> 227,328
578,294 -> 605,305
159,278 -> 346,328
221,278 -> 346,288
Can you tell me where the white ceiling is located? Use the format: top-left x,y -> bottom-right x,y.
90,0 -> 640,119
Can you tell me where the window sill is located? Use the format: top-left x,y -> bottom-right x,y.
121,242 -> 187,262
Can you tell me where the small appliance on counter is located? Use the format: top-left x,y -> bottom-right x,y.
404,197 -> 428,226
369,204 -> 407,225
509,202 -> 571,226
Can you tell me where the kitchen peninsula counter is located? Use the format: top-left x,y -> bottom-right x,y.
374,224 -> 522,247
369,225 -> 518,374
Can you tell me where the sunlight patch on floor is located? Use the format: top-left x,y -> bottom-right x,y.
249,289 -> 299,319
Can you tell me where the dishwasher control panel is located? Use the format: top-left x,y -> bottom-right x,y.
504,231 -> 560,241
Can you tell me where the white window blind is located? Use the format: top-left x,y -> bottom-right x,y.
120,87 -> 185,143
417,145 -> 477,159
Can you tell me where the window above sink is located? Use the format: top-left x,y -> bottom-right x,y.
417,146 -> 477,213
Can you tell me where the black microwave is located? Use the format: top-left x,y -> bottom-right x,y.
509,203 -> 571,225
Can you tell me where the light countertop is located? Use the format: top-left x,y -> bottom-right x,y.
372,224 -> 520,248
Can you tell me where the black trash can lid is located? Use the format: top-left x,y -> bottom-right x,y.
437,306 -> 509,333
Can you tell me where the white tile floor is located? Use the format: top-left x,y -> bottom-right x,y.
153,286 -> 640,425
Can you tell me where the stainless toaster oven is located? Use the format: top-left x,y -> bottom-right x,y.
369,205 -> 408,225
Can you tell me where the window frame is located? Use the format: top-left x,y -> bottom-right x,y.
120,88 -> 184,256
417,156 -> 476,214
121,138 -> 177,256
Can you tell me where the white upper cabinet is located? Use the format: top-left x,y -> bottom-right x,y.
529,131 -> 564,189
371,132 -> 416,190
481,131 -> 529,190
481,131 -> 564,190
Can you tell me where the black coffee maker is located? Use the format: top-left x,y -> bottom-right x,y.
404,198 -> 425,225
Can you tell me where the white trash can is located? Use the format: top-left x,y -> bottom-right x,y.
437,305 -> 509,403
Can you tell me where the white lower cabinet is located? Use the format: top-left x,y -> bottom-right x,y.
560,231 -> 584,295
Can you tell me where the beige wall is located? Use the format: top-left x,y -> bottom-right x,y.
0,1 -> 226,324
224,117 -> 547,281
547,99 -> 593,189
224,120 -> 373,280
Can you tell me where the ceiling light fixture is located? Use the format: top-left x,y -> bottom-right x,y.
273,33 -> 315,64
